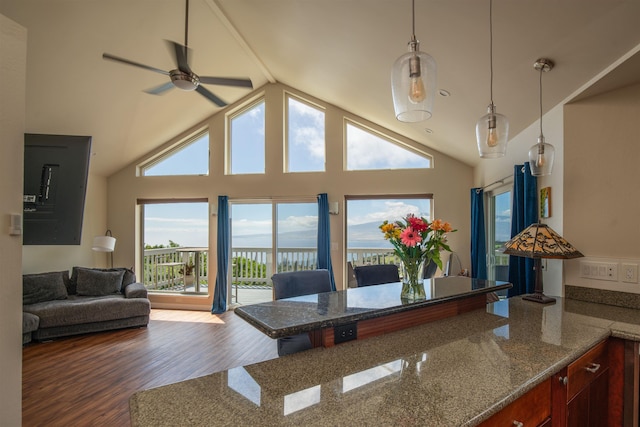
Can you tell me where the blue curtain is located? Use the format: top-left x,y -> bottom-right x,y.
470,188 -> 487,280
317,194 -> 336,291
507,163 -> 538,297
211,196 -> 229,314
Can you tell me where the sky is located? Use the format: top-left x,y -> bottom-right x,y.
141,99 -> 434,249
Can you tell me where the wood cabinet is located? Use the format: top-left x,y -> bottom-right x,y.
479,338 -> 624,427
478,378 -> 551,427
552,338 -> 624,427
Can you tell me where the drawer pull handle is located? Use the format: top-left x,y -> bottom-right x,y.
513,421 -> 524,427
585,362 -> 601,373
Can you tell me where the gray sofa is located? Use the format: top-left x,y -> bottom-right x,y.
22,267 -> 151,343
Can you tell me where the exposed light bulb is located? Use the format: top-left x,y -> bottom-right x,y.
409,76 -> 426,103
536,151 -> 545,167
408,54 -> 426,104
486,114 -> 498,147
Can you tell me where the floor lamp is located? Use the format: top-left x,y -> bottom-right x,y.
92,229 -> 116,268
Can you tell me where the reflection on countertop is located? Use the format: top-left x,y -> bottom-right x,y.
131,295 -> 640,426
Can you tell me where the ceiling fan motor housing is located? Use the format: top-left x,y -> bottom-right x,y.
170,70 -> 199,91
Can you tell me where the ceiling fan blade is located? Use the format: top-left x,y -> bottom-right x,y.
144,81 -> 175,95
166,40 -> 192,73
196,85 -> 227,107
102,53 -> 169,76
199,76 -> 253,89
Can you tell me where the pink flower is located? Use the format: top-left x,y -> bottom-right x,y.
400,227 -> 422,247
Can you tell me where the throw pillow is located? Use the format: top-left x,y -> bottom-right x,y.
70,266 -> 135,294
23,271 -> 69,305
76,269 -> 125,296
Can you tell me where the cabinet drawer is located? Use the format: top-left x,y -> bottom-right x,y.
478,378 -> 551,427
567,339 -> 608,401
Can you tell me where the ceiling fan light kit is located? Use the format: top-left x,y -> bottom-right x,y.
476,0 -> 509,159
102,0 -> 252,106
391,0 -> 437,123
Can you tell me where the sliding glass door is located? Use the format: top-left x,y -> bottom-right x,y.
230,200 -> 317,305
486,188 -> 511,282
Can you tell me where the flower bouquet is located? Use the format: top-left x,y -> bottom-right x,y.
380,215 -> 456,302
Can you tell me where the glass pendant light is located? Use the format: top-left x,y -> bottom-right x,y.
391,0 -> 437,122
476,0 -> 509,158
529,58 -> 555,176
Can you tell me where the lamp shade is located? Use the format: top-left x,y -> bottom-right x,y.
529,137 -> 555,176
503,222 -> 582,259
476,104 -> 509,158
92,235 -> 116,252
391,46 -> 437,122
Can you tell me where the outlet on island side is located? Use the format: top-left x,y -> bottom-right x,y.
334,322 -> 357,344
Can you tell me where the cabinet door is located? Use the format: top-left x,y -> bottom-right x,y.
567,369 -> 608,427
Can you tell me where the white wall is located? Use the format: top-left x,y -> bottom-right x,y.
474,104 -> 564,297
108,83 -> 474,309
563,83 -> 640,293
0,13 -> 26,426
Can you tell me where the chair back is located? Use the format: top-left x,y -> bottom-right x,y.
271,269 -> 333,300
354,264 -> 400,287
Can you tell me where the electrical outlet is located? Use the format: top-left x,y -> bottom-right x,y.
334,322 -> 357,344
621,263 -> 639,283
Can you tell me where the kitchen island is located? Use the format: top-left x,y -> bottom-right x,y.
130,295 -> 640,426
234,276 -> 512,346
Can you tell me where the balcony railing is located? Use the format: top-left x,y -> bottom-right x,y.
142,247 -> 399,293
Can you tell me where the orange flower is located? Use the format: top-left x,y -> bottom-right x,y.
430,219 -> 445,231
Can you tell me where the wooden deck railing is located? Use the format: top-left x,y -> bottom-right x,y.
142,247 -> 397,291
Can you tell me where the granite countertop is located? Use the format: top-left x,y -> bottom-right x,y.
130,296 -> 640,426
234,276 -> 512,338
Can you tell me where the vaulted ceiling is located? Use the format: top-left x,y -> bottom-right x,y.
2,0 -> 640,176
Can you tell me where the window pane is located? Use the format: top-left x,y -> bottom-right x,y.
143,132 -> 209,176
346,198 -> 431,286
142,202 -> 209,294
230,101 -> 265,174
277,203 -> 318,272
346,123 -> 431,171
492,191 -> 511,281
287,97 -> 325,172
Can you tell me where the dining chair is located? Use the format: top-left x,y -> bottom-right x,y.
353,264 -> 400,287
271,269 -> 333,356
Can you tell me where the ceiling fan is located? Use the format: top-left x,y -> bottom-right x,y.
102,0 -> 253,107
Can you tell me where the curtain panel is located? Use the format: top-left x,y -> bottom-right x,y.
470,189 -> 488,280
211,196 -> 229,314
507,163 -> 538,297
317,194 -> 336,291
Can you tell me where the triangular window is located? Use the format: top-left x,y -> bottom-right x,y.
142,131 -> 209,176
345,121 -> 431,171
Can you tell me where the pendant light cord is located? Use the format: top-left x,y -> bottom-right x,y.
539,66 -> 544,139
411,0 -> 416,40
489,0 -> 494,106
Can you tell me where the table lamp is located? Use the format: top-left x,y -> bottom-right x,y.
503,222 -> 583,304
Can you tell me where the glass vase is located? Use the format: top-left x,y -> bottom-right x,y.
400,258 -> 426,302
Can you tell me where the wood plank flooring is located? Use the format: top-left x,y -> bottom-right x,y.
22,309 -> 279,427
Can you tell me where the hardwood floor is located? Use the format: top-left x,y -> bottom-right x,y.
22,309 -> 279,427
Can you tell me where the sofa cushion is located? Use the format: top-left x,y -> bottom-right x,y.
70,267 -> 136,294
23,271 -> 68,305
24,294 -> 150,329
76,269 -> 125,296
